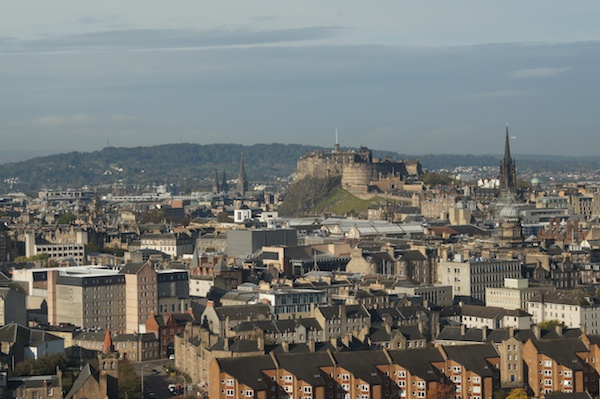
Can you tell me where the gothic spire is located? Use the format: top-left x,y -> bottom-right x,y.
237,155 -> 248,196
221,169 -> 229,192
212,169 -> 220,194
499,125 -> 517,195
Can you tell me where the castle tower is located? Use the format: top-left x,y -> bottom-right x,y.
212,169 -> 220,194
237,155 -> 248,196
220,169 -> 229,193
499,126 -> 517,195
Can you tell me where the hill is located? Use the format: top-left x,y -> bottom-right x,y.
1,143 -> 599,194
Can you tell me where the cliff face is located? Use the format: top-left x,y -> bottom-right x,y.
278,176 -> 341,217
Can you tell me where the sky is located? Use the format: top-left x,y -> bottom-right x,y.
2,1 -> 600,160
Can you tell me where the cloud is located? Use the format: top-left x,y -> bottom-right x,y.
456,90 -> 529,99
510,67 -> 570,79
32,114 -> 96,128
0,26 -> 344,55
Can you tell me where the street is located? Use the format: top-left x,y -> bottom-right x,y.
133,359 -> 189,399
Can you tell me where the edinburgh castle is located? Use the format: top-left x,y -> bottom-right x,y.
296,140 -> 423,195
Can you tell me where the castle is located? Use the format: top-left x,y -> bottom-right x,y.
296,137 -> 422,195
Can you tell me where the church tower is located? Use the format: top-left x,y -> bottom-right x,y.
499,126 -> 517,195
99,329 -> 119,398
237,155 -> 248,196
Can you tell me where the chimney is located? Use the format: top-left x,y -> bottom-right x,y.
207,300 -> 214,308
581,323 -> 587,336
282,341 -> 289,353
307,339 -> 315,353
555,324 -> 563,336
223,338 -> 229,351
460,324 -> 466,336
533,325 -> 541,340
508,326 -> 514,338
257,336 -> 264,351
330,337 -> 338,350
385,323 -> 392,334
482,327 -> 487,341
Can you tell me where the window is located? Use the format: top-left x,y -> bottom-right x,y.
284,375 -> 293,382
246,390 -> 253,397
304,387 -> 312,393
226,389 -> 234,396
226,379 -> 234,386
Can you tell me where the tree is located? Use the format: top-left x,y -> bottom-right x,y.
118,359 -> 141,399
216,212 -> 232,223
537,320 -> 565,329
57,213 -> 77,225
420,172 -> 454,187
427,382 -> 456,399
506,388 -> 528,399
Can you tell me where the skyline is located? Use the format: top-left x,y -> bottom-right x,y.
2,2 -> 600,157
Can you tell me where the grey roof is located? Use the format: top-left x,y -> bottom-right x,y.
333,351 -> 388,384
0,323 -> 63,347
119,262 -> 147,274
436,326 -> 486,343
530,338 -> 588,370
218,355 -> 274,390
214,304 -> 273,321
8,375 -> 61,390
442,344 -> 499,377
461,304 -> 505,319
318,304 -> 370,320
65,363 -> 99,399
388,348 -> 445,381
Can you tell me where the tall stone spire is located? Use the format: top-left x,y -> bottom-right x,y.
499,125 -> 517,195
237,155 -> 248,196
221,169 -> 229,193
212,169 -> 220,194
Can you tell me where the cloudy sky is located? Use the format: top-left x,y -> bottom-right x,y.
2,1 -> 600,160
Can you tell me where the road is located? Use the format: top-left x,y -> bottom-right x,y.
132,359 -> 188,399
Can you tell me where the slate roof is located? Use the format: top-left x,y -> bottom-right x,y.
217,355 -> 275,390
277,352 -> 333,386
461,305 -> 505,319
318,304 -> 370,320
442,344 -> 499,377
64,363 -> 99,399
0,323 -> 62,347
388,348 -> 445,381
333,351 -> 389,384
119,262 -> 147,274
530,338 -> 588,370
214,304 -> 273,321
436,326 -> 486,343
209,339 -> 262,353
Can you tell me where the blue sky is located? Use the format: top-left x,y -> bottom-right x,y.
2,1 -> 600,159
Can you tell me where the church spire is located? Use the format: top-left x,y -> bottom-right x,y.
499,125 -> 517,195
212,169 -> 220,194
237,155 -> 248,196
221,169 -> 229,193
103,329 -> 114,353
504,124 -> 511,161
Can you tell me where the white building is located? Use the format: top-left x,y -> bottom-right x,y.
527,290 -> 600,334
486,278 -> 550,310
438,256 -> 521,304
